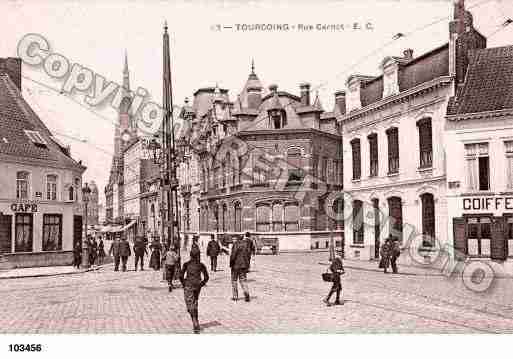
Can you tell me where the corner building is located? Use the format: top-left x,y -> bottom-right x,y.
179,66 -> 344,251
340,0 -> 484,262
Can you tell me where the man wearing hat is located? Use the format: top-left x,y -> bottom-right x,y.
230,234 -> 251,302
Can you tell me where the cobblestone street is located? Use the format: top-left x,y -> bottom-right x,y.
1,252 -> 512,334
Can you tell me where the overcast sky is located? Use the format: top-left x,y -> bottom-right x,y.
1,0 -> 512,206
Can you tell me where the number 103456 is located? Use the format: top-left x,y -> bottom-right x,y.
8,344 -> 42,352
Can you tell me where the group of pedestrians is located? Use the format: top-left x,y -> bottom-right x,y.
379,236 -> 401,274
72,235 -> 106,269
106,235 -> 165,272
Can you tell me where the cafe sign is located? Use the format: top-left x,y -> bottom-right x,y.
462,196 -> 513,213
10,203 -> 38,213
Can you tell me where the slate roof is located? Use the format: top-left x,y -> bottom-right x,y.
0,72 -> 85,171
357,44 -> 450,108
448,45 -> 513,115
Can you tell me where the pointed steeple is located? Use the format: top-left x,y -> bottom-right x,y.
313,91 -> 324,111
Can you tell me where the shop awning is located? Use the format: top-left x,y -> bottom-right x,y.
118,220 -> 137,232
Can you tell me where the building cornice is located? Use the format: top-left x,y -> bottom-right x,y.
345,175 -> 446,193
237,127 -> 342,141
446,108 -> 513,121
340,76 -> 453,123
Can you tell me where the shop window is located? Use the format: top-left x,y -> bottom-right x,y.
256,204 -> 271,232
352,200 -> 364,244
388,196 -> 403,242
15,213 -> 33,252
46,174 -> 58,200
42,214 -> 62,251
421,193 -> 435,247
234,202 -> 242,232
16,171 -> 29,200
417,118 -> 432,168
386,127 -> 399,174
284,203 -> 300,231
287,148 -> 304,183
351,139 -> 361,180
368,133 -> 378,177
466,216 -> 491,257
272,203 -> 283,232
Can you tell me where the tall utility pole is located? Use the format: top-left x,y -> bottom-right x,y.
161,21 -> 180,252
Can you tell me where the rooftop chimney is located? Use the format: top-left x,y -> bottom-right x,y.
269,84 -> 278,93
403,49 -> 414,60
334,90 -> 346,115
0,58 -> 22,91
299,82 -> 311,106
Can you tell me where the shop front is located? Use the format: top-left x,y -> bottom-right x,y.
451,195 -> 513,261
0,200 -> 82,269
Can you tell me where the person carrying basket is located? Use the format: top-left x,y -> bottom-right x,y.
323,253 -> 345,306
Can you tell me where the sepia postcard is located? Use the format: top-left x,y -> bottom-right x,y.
0,0 -> 513,356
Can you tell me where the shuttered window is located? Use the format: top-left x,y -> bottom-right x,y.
351,139 -> 361,180
466,216 -> 491,257
386,127 -> 399,174
417,118 -> 432,168
368,133 -> 378,177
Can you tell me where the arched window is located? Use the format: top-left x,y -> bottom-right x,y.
417,118 -> 433,168
284,203 -> 300,231
16,171 -> 29,200
234,202 -> 242,232
221,161 -> 226,188
421,193 -> 435,247
287,148 -> 304,183
256,203 -> 271,232
352,200 -> 364,244
68,185 -> 75,201
388,196 -> 403,242
46,174 -> 58,201
222,203 -> 227,232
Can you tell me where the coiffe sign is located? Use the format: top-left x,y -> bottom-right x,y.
10,203 -> 38,213
462,196 -> 513,212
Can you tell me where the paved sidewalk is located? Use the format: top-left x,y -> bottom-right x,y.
0,264 -> 107,279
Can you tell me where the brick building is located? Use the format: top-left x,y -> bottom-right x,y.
0,57 -> 86,268
179,65 -> 344,251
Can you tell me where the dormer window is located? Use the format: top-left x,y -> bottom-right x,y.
268,109 -> 287,129
24,130 -> 47,147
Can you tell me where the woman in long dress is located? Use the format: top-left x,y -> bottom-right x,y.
149,239 -> 162,270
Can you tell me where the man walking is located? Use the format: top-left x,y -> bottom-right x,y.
230,234 -> 251,302
133,236 -> 148,271
244,232 -> 256,271
206,234 -> 220,272
379,238 -> 392,274
390,236 -> 401,274
119,236 -> 131,272
108,236 -> 121,271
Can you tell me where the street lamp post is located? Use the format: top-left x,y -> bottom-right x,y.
82,182 -> 92,269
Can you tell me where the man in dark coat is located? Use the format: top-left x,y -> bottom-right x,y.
108,237 -> 121,271
119,237 -> 131,272
323,254 -> 345,306
73,242 -> 82,269
244,232 -> 256,270
230,235 -> 251,302
180,247 -> 209,334
191,235 -> 200,253
206,234 -> 220,272
133,236 -> 148,271
390,237 -> 401,274
380,238 -> 392,274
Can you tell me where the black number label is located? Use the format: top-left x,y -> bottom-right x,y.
8,344 -> 42,352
